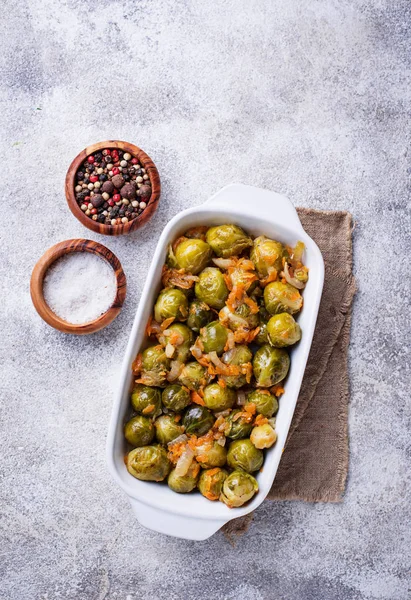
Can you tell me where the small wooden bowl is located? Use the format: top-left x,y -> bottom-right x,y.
65,140 -> 161,236
30,239 -> 127,334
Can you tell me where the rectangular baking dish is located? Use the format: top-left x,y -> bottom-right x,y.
106,184 -> 324,540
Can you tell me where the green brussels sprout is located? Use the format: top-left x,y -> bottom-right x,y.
246,389 -> 278,417
141,345 -> 170,387
221,345 -> 252,388
195,440 -> 227,468
154,415 -> 184,445
126,445 -> 171,481
198,468 -> 228,501
219,303 -> 259,331
124,415 -> 155,447
199,321 -> 229,355
226,439 -> 264,473
183,405 -> 215,435
168,463 -> 200,493
162,384 -> 191,412
266,313 -> 301,347
205,224 -> 252,258
203,383 -> 236,411
264,281 -> 303,315
250,235 -> 286,276
253,344 -> 290,387
225,409 -> 253,440
166,323 -> 193,362
186,299 -> 214,332
255,320 -> 269,345
174,238 -> 212,274
178,361 -> 213,391
131,384 -> 162,418
250,423 -> 277,449
154,288 -> 188,323
195,267 -> 229,310
220,471 -> 259,508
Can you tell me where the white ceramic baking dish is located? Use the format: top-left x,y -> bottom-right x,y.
106,184 -> 324,540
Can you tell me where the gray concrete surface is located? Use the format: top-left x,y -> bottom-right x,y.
1,1 -> 410,598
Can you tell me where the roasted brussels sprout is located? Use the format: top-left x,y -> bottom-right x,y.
219,303 -> 259,332
195,267 -> 229,310
246,389 -> 278,417
250,424 -> 277,449
126,445 -> 171,481
199,321 -> 229,355
250,235 -> 286,276
183,405 -> 215,435
196,440 -> 227,468
174,238 -> 212,274
227,439 -> 264,473
221,345 -> 252,388
203,383 -> 236,411
131,384 -> 162,418
264,281 -> 303,315
220,470 -> 259,508
186,299 -> 214,332
168,463 -> 200,493
225,409 -> 253,440
266,313 -> 301,347
166,323 -> 193,362
141,345 -> 170,387
162,384 -> 191,412
253,344 -> 290,387
178,361 -> 212,391
154,288 -> 188,323
154,415 -> 184,445
124,415 -> 155,447
206,224 -> 252,258
198,468 -> 228,501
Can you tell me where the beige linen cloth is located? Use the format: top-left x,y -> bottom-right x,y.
224,209 -> 356,537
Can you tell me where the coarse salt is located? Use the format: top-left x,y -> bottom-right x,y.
43,253 -> 117,324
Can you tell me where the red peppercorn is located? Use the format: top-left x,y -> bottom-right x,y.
89,175 -> 99,183
113,194 -> 121,202
112,167 -> 120,175
84,196 -> 91,201
87,155 -> 95,164
108,199 -> 115,207
90,208 -> 97,215
102,149 -> 111,156
131,158 -> 138,164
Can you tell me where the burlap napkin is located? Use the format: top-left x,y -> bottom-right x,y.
224,209 -> 356,539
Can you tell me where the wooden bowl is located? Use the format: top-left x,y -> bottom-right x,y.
65,140 -> 161,236
30,239 -> 127,334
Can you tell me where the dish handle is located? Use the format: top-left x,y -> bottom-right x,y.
129,498 -> 228,541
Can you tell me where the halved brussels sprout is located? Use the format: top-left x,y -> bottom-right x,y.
186,299 -> 214,332
141,345 -> 170,387
221,345 -> 252,388
131,384 -> 162,418
252,344 -> 290,387
220,470 -> 259,508
266,313 -> 301,347
206,224 -> 252,258
154,288 -> 188,323
199,321 -> 229,355
198,468 -> 228,501
166,323 -> 193,362
227,439 -> 264,473
250,236 -> 286,276
219,303 -> 259,332
264,281 -> 303,315
195,440 -> 227,468
250,424 -> 277,449
203,383 -> 236,411
154,415 -> 184,445
246,389 -> 278,417
126,445 -> 171,481
162,384 -> 191,413
168,463 -> 200,493
225,409 -> 253,440
174,238 -> 212,274
178,361 -> 213,391
195,267 -> 229,310
183,405 -> 215,435
124,415 -> 155,447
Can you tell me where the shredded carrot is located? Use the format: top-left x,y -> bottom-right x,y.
271,384 -> 285,397
217,378 -> 226,388
142,404 -> 155,415
174,414 -> 182,422
244,402 -> 256,416
131,353 -> 142,375
161,317 -> 175,330
191,391 -> 205,406
254,414 -> 268,426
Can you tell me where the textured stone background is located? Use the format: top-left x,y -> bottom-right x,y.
1,1 -> 410,599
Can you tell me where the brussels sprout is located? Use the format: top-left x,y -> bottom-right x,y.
168,463 -> 200,493
225,409 -> 253,440
154,288 -> 188,323
154,415 -> 184,445
264,281 -> 303,315
178,361 -> 212,391
203,383 -> 236,411
220,471 -> 259,508
198,468 -> 228,501
196,440 -> 227,468
174,238 -> 212,274
166,323 -> 193,362
219,303 -> 259,332
131,384 -> 162,418
186,299 -> 214,332
250,235 -> 286,276
255,320 -> 269,345
252,345 -> 290,387
266,313 -> 301,347
250,424 -> 277,449
183,405 -> 215,435
124,415 -> 155,447
206,224 -> 252,258
221,345 -> 252,388
126,445 -> 171,481
195,267 -> 229,310
162,384 -> 191,413
227,439 -> 264,473
141,345 -> 170,387
199,321 -> 229,355
246,389 -> 278,417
